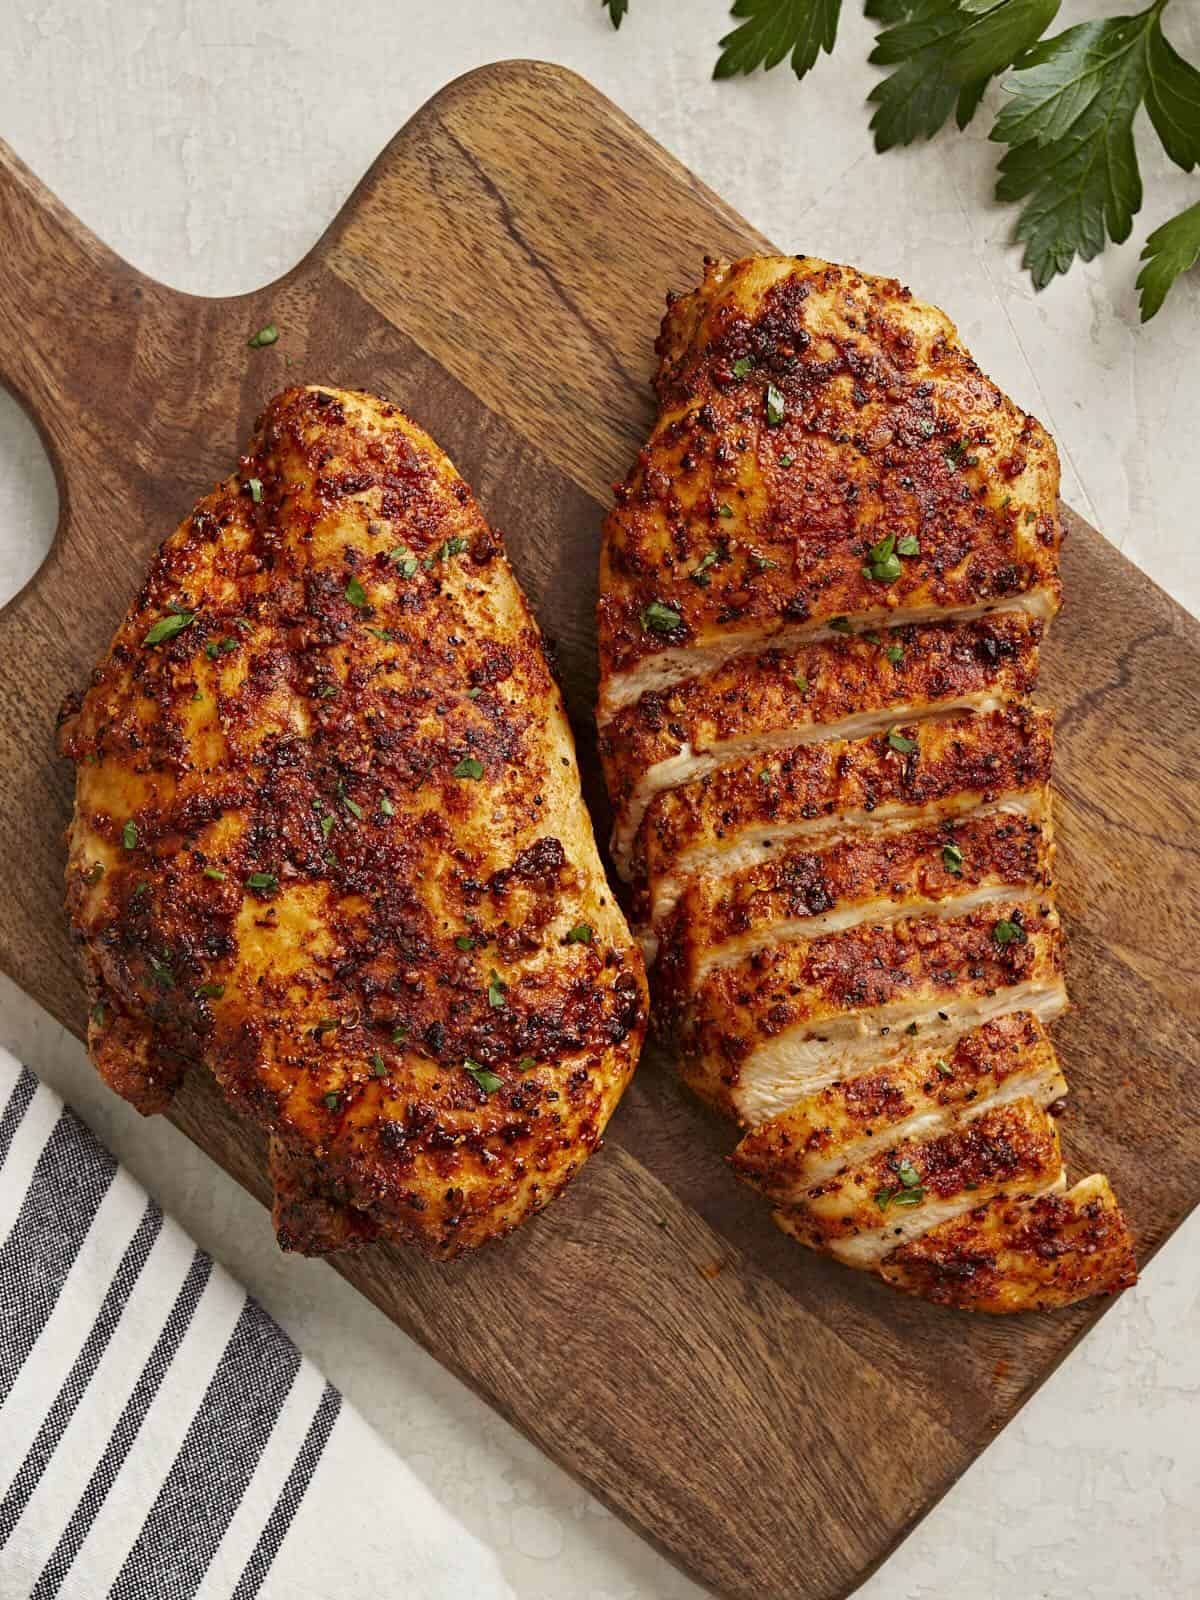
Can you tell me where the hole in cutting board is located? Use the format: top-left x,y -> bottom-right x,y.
0,390 -> 57,609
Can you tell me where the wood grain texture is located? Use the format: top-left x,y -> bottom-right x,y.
0,61 -> 1196,1600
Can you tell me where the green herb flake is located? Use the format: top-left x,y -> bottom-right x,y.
793,673 -> 809,693
90,1003 -> 105,1026
247,323 -> 279,348
758,768 -> 773,784
195,982 -> 225,999
565,923 -> 593,945
371,1053 -> 388,1077
392,1023 -> 409,1043
718,503 -> 735,519
691,549 -> 721,585
315,1018 -> 339,1035
246,477 -> 263,503
245,871 -> 278,893
640,600 -> 682,635
896,534 -> 920,557
463,1059 -> 503,1096
455,934 -> 475,951
487,969 -> 507,1009
317,684 -> 338,699
885,643 -> 905,664
147,955 -> 174,990
323,1091 -> 341,1111
751,553 -> 778,571
778,453 -> 794,467
518,1055 -> 536,1073
828,616 -> 851,634
887,726 -> 918,754
342,794 -> 364,820
122,821 -> 138,850
344,576 -> 368,609
379,794 -> 394,817
203,866 -> 226,880
942,842 -> 964,876
765,382 -> 786,426
897,1159 -> 922,1189
85,862 -> 105,885
863,532 -> 902,584
465,687 -> 482,699
993,917 -> 1027,945
320,814 -> 336,840
732,355 -> 754,378
452,756 -> 485,781
388,547 -> 420,577
143,610 -> 196,647
935,1058 -> 954,1078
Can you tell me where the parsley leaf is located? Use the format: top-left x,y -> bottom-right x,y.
143,609 -> 196,647
602,0 -> 628,26
992,5 -> 1200,288
715,0 -> 844,84
641,600 -> 683,635
1137,197 -> 1200,319
464,1059 -> 503,1096
868,0 -> 1059,152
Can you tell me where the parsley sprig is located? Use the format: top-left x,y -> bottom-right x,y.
599,0 -> 1200,318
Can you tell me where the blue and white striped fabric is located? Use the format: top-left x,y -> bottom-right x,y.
0,1050 -> 513,1600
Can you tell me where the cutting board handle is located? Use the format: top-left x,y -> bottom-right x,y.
0,138 -> 145,458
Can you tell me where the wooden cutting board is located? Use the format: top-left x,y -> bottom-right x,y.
1,61 -> 1197,1600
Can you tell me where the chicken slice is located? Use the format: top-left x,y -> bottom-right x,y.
655,803 -> 1052,1011
598,256 -> 1061,718
604,611 -> 1041,874
770,1097 -> 1065,1268
60,384 -> 647,1258
637,706 -> 1053,927
729,1012 -> 1065,1195
879,1174 -> 1137,1312
679,900 -> 1064,1124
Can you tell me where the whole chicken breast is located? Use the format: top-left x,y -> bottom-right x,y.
597,255 -> 1134,1312
59,385 -> 647,1258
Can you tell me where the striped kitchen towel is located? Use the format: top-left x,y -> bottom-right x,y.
0,1050 -> 514,1600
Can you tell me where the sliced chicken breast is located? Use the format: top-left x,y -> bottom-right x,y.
770,1097 -> 1065,1268
598,255 -> 1061,718
879,1174 -> 1137,1312
730,1012 -> 1066,1194
604,611 -> 1041,873
638,706 -> 1053,926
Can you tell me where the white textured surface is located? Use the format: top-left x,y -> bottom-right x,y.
1,1 -> 1197,1596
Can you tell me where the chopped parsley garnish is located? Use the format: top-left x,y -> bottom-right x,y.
518,1056 -> 536,1072
640,600 -> 682,635
885,643 -> 905,664
379,794 -> 394,817
455,934 -> 475,951
245,871 -> 278,893
392,1023 -> 409,1042
751,553 -> 778,571
935,1058 -> 954,1078
565,923 -> 593,944
342,794 -> 364,820
315,1018 -> 339,1035
90,1003 -> 105,1026
143,610 -> 196,646
122,821 -> 138,850
388,548 -> 420,576
793,673 -> 809,693
202,866 -> 226,880
365,626 -> 392,642
319,814 -> 335,840
344,576 -> 367,608
371,1053 -> 388,1077
247,323 -> 279,348
942,843 -> 964,876
691,549 -> 721,585
944,438 -> 977,470
993,917 -> 1027,945
463,1060 -> 502,1095
247,477 -> 263,503
732,356 -> 753,378
465,687 -> 482,699
323,1091 -> 341,1111
85,862 -> 105,885
758,768 -> 772,783
317,685 -> 338,698
147,955 -> 174,990
452,756 -> 484,780
863,533 -> 902,584
487,970 -> 507,1009
897,1159 -> 922,1188
718,503 -> 735,519
765,382 -> 786,426
778,453 -> 794,466
828,616 -> 851,633
875,1159 -> 926,1211
896,535 -> 920,556
887,727 -> 918,754
195,982 -> 225,999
